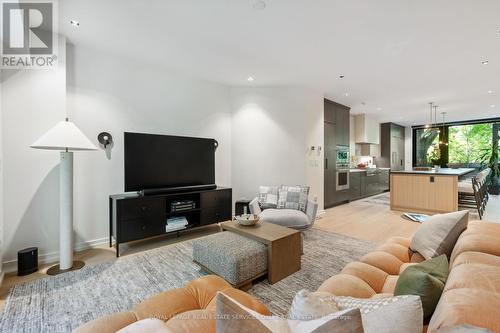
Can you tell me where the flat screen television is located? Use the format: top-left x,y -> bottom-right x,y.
124,132 -> 216,192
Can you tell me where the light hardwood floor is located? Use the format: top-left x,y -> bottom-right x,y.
1,193 -> 499,311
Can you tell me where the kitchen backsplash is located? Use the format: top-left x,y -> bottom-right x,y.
351,155 -> 374,168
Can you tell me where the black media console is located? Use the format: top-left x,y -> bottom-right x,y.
109,187 -> 232,256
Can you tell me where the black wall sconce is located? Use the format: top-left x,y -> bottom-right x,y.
97,132 -> 113,149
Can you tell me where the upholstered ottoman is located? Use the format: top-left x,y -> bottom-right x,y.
193,231 -> 267,290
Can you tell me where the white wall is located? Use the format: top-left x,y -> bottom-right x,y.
1,43 -> 232,270
0,70 -> 4,281
66,45 -> 232,250
1,44 -> 326,270
230,87 -> 324,211
405,126 -> 413,170
1,38 -> 67,271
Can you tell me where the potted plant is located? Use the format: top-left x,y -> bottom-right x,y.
428,143 -> 441,170
481,139 -> 500,195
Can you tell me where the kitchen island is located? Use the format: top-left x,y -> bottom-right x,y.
390,168 -> 475,214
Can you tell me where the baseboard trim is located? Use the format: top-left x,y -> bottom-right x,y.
2,237 -> 109,274
316,210 -> 326,217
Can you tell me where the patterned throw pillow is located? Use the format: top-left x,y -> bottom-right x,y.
277,185 -> 310,213
289,289 -> 340,320
334,295 -> 423,333
216,292 -> 364,333
286,291 -> 423,333
258,186 -> 279,209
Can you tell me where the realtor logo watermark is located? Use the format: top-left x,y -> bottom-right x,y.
1,0 -> 58,69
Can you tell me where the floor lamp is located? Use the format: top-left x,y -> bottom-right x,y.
31,118 -> 97,275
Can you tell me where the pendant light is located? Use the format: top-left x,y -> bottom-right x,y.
434,105 -> 440,134
425,102 -> 434,129
441,112 -> 448,146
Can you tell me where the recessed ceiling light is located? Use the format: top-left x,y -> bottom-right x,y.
70,20 -> 80,27
247,76 -> 254,82
491,104 -> 496,108
488,90 -> 493,94
343,92 -> 349,97
252,1 -> 266,10
482,60 -> 489,65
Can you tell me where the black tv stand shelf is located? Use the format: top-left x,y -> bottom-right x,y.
109,187 -> 232,257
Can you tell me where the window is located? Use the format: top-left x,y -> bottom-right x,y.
414,128 -> 440,166
412,119 -> 500,168
448,124 -> 492,166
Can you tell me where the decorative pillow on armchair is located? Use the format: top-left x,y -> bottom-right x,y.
258,186 -> 279,209
277,185 -> 310,213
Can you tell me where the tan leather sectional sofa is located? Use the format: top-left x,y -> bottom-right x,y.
73,275 -> 270,333
318,220 -> 500,332
76,220 -> 500,333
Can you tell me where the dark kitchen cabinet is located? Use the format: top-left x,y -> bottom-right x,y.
348,169 -> 390,202
335,107 -> 350,147
379,169 -> 390,191
364,172 -> 380,196
349,172 -> 362,200
380,123 -> 406,171
324,99 -> 351,208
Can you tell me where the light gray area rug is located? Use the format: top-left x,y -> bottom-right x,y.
0,229 -> 374,333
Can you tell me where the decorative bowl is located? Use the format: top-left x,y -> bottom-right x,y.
234,214 -> 260,226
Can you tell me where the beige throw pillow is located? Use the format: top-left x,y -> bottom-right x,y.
117,319 -> 173,333
289,289 -> 340,320
410,211 -> 469,260
215,292 -> 363,333
289,290 -> 423,333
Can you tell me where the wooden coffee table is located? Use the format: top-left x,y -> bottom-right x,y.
220,220 -> 301,284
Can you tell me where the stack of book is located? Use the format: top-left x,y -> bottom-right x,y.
171,200 -> 196,212
165,216 -> 189,232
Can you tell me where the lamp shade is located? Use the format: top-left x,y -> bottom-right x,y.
31,120 -> 98,151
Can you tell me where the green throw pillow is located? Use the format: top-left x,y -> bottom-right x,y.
394,255 -> 449,319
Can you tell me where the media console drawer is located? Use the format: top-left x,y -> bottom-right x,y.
119,197 -> 165,221
119,218 -> 165,243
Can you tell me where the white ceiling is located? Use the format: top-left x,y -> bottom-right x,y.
60,0 -> 500,126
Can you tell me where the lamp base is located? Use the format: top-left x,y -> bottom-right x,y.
46,260 -> 85,276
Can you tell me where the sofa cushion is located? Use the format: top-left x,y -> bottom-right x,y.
216,292 -> 363,333
436,325 -> 494,333
443,263 -> 500,295
410,211 -> 469,260
288,291 -> 423,333
117,319 -> 173,333
258,186 -> 279,209
165,309 -> 215,333
334,295 -> 423,333
277,185 -> 310,213
450,221 -> 500,265
289,289 -> 340,320
394,255 -> 449,319
428,289 -> 500,333
451,251 -> 500,270
259,208 -> 310,228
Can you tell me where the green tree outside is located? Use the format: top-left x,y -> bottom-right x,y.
448,124 -> 492,164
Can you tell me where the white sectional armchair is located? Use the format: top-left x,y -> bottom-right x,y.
249,185 -> 318,230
